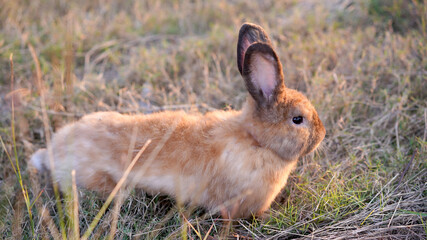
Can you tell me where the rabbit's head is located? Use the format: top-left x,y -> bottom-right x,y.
238,23 -> 325,161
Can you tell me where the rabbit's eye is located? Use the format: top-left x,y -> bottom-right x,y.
292,116 -> 303,124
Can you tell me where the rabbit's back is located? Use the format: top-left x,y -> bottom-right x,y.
49,111 -> 214,192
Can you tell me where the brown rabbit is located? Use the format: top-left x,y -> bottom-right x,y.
30,23 -> 325,218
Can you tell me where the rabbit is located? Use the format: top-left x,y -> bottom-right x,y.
30,23 -> 325,219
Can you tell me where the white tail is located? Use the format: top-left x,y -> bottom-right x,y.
29,148 -> 47,172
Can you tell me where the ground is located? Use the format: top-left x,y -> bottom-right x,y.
0,0 -> 426,239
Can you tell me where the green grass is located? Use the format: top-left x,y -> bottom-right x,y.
0,0 -> 426,239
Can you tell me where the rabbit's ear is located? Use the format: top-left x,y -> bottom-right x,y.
242,42 -> 285,108
237,23 -> 272,75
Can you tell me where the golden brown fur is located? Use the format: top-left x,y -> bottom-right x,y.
30,23 -> 325,218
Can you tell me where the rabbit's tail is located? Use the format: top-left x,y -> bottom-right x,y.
29,148 -> 48,172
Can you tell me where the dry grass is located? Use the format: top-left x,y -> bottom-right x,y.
0,0 -> 426,239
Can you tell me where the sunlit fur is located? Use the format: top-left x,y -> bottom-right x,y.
30,23 -> 325,218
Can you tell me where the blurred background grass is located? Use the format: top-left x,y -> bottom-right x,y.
0,0 -> 426,239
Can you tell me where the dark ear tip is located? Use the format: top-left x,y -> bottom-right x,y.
238,23 -> 267,38
240,22 -> 263,29
239,22 -> 260,31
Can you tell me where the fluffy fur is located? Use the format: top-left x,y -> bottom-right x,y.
30,23 -> 325,218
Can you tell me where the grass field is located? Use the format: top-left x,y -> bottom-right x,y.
0,0 -> 426,239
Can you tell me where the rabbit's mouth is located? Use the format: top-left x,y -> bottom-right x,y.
303,121 -> 326,156
303,140 -> 323,157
